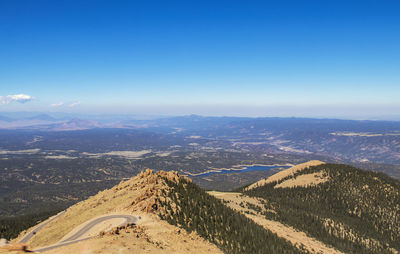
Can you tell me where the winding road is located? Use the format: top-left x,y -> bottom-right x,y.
19,211 -> 66,244
19,213 -> 139,253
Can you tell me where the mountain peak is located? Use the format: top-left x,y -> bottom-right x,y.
10,169 -> 220,254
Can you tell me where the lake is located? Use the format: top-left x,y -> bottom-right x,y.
193,165 -> 291,177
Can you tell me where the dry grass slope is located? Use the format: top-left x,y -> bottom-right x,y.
245,160 -> 325,190
274,171 -> 329,189
209,191 -> 343,254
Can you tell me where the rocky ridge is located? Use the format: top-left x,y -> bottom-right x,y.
7,169 -> 220,254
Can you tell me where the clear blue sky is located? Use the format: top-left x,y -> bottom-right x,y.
1,0 -> 399,118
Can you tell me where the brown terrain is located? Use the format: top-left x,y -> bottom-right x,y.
3,169 -> 221,254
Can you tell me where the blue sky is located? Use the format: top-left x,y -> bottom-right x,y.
0,0 -> 399,118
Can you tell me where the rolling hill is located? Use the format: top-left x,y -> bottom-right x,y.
242,162 -> 400,254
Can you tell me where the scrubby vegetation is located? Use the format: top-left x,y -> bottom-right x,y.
1,180 -> 119,216
158,177 -> 305,254
245,164 -> 400,254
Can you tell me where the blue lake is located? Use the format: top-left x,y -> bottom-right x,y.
194,165 -> 291,177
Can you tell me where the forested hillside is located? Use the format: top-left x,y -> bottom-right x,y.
245,164 -> 400,254
158,177 -> 305,254
0,209 -> 61,240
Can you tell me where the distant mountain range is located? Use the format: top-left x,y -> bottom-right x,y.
0,114 -> 101,131
27,114 -> 56,121
2,113 -> 400,131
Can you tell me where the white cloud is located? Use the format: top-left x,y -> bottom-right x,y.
0,94 -> 34,104
0,97 -> 6,105
69,101 -> 80,107
50,102 -> 64,107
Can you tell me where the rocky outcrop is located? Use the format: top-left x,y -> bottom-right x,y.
109,169 -> 187,213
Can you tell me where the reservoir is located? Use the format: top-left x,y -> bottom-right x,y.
193,165 -> 291,177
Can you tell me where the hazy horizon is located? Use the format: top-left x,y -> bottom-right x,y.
2,106 -> 400,122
